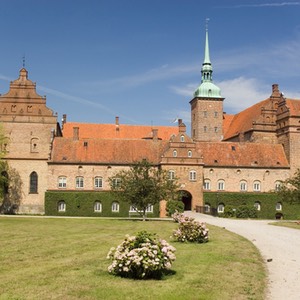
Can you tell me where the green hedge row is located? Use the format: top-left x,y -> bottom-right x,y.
45,191 -> 159,218
204,192 -> 300,220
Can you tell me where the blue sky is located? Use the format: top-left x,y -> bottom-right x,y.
1,0 -> 300,131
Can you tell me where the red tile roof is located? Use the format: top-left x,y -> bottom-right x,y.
196,142 -> 289,168
285,99 -> 300,116
51,137 -> 168,164
62,122 -> 178,140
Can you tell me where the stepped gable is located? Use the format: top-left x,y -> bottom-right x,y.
50,137 -> 168,165
62,122 -> 178,140
196,142 -> 289,168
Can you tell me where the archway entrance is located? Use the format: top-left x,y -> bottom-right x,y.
179,190 -> 192,211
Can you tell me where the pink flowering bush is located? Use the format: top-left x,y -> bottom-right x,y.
172,214 -> 209,243
107,231 -> 176,279
171,211 -> 185,223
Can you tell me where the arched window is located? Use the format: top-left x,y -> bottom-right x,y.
217,204 -> 225,213
29,171 -> 38,193
30,138 -> 39,153
217,180 -> 225,191
180,135 -> 185,142
58,176 -> 67,188
253,180 -> 261,192
203,179 -> 211,190
173,150 -> 177,157
112,201 -> 119,212
275,181 -> 282,192
189,170 -> 196,181
276,202 -> 282,211
58,201 -> 66,212
94,177 -> 103,189
188,150 -> 192,157
254,202 -> 261,211
204,204 -> 211,213
76,176 -> 84,189
168,170 -> 175,180
240,180 -> 247,192
94,201 -> 102,212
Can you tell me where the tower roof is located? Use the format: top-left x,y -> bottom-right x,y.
194,25 -> 222,99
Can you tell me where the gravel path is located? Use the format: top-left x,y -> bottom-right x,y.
185,212 -> 300,300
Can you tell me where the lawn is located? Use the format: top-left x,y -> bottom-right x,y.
0,216 -> 266,300
270,221 -> 300,230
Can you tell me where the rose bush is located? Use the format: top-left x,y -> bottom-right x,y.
172,213 -> 209,243
107,231 -> 176,279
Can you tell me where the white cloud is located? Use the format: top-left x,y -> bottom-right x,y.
233,2 -> 300,8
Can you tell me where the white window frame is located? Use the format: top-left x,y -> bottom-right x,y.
94,201 -> 102,212
217,204 -> 224,213
112,178 -> 121,188
276,202 -> 282,211
94,177 -> 103,189
173,150 -> 177,157
217,180 -> 225,191
180,135 -> 185,142
189,170 -> 196,181
204,204 -> 211,213
254,202 -> 261,211
58,201 -> 66,212
253,181 -> 261,192
188,150 -> 192,158
58,176 -> 67,189
240,180 -> 247,192
112,201 -> 120,212
275,181 -> 282,192
168,170 -> 175,180
203,179 -> 211,190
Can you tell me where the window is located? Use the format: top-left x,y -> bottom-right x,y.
58,176 -> 67,188
204,126 -> 207,133
203,111 -> 207,118
254,202 -> 261,211
275,181 -> 282,192
203,179 -> 211,190
253,180 -> 261,192
173,150 -> 177,157
180,135 -> 185,142
29,171 -> 38,193
217,180 -> 225,191
240,180 -> 247,192
214,127 -> 218,133
94,177 -> 103,189
94,201 -> 102,212
168,170 -> 175,180
217,204 -> 225,213
30,138 -> 39,153
204,204 -> 211,213
214,111 -> 218,118
189,170 -> 196,181
276,202 -> 282,211
112,178 -> 121,188
188,150 -> 192,157
112,201 -> 119,212
76,176 -> 84,189
129,205 -> 153,213
58,201 -> 66,212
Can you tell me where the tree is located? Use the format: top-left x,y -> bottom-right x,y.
109,160 -> 179,220
278,169 -> 300,204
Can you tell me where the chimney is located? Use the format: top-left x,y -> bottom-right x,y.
179,120 -> 186,133
73,127 -> 79,140
62,114 -> 67,129
271,84 -> 281,98
178,119 -> 182,126
152,129 -> 158,141
115,116 -> 120,131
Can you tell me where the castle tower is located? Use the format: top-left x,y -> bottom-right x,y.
190,24 -> 224,141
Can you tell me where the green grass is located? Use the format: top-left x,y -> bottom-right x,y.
0,217 -> 266,300
269,221 -> 300,230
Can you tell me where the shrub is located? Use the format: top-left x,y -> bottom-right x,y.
171,211 -> 185,223
236,205 -> 258,218
107,231 -> 176,279
223,205 -> 236,218
166,200 -> 184,217
172,215 -> 209,243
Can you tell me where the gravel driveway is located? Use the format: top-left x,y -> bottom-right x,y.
185,212 -> 300,300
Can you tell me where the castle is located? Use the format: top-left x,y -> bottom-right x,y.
1,29 -> 300,218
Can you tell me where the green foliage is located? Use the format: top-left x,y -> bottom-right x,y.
278,169 -> 300,204
109,160 -> 179,220
236,205 -> 258,219
45,191 -> 159,217
166,200 -> 184,216
107,230 -> 176,279
172,214 -> 209,243
223,205 -> 236,218
204,192 -> 300,220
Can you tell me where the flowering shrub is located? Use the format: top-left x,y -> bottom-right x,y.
107,231 -> 176,279
171,211 -> 185,223
172,214 -> 209,243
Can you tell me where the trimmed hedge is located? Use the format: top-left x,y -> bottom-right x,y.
45,191 -> 159,218
204,192 -> 300,220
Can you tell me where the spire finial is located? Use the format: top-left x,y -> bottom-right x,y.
22,55 -> 26,68
205,18 -> 210,32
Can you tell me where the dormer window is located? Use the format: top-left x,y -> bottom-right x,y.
188,150 -> 192,158
180,135 -> 185,142
173,150 -> 177,157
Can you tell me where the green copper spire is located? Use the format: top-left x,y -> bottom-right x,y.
194,20 -> 222,98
